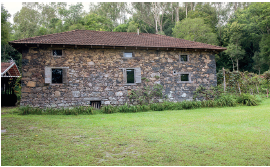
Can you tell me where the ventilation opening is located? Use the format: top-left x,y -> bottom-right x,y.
90,101 -> 101,109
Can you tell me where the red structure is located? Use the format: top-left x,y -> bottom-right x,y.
1,61 -> 21,106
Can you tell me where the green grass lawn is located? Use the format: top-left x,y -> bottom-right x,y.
2,99 -> 270,166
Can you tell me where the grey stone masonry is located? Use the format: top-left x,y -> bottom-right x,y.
20,47 -> 217,108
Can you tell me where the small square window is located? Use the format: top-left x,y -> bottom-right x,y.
181,55 -> 188,62
181,74 -> 189,81
126,69 -> 135,83
124,52 -> 133,58
53,50 -> 62,56
52,69 -> 63,83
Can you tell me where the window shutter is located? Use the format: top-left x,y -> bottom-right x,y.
62,49 -> 65,57
62,68 -> 68,84
135,67 -> 141,83
45,67 -> 51,83
123,68 -> 127,83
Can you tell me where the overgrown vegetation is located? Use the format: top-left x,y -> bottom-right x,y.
128,84 -> 164,105
19,106 -> 96,115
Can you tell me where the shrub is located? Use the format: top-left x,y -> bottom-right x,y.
215,94 -> 237,107
101,105 -> 116,114
236,93 -> 259,106
237,94 -> 258,106
19,106 -> 42,115
150,103 -> 164,111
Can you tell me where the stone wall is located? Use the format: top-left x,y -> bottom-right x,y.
20,47 -> 217,108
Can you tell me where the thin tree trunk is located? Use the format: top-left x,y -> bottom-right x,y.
259,67 -> 260,75
237,58 -> 239,71
176,3 -> 179,23
185,2 -> 188,18
231,57 -> 235,71
267,89 -> 269,98
256,83 -> 259,94
223,67 -> 226,92
238,82 -> 241,95
171,2 -> 173,21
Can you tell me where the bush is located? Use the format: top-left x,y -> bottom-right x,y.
236,93 -> 259,106
19,106 -> 42,115
215,94 -> 237,107
19,106 -> 95,115
150,103 -> 164,111
101,105 -> 116,114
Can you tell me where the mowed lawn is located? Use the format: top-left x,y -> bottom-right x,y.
1,99 -> 270,166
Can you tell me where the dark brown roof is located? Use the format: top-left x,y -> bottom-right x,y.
1,62 -> 21,77
9,30 -> 226,51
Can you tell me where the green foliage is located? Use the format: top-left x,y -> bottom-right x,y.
13,77 -> 21,104
101,105 -> 116,114
173,18 -> 218,45
149,103 -> 164,111
127,20 -> 138,32
259,34 -> 270,67
188,3 -> 218,31
128,84 -> 163,105
83,13 -> 113,31
19,106 -> 95,115
236,93 -> 259,106
193,85 -> 221,100
113,23 -> 128,32
215,94 -> 237,107
1,5 -> 11,45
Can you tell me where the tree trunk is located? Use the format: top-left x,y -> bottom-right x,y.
237,58 -> 239,71
171,2 -> 173,21
238,82 -> 241,95
259,67 -> 260,75
231,57 -> 235,71
223,67 -> 226,92
185,2 -> 188,18
256,83 -> 259,94
175,3 -> 179,23
267,89 -> 269,98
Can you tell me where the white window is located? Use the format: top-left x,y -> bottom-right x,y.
123,52 -> 133,58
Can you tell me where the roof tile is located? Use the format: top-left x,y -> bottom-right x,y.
9,30 -> 226,50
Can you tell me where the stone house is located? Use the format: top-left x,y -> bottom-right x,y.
9,30 -> 226,108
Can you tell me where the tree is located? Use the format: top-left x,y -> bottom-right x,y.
225,43 -> 245,71
172,18 -> 218,45
1,4 -> 22,70
131,2 -> 170,34
188,3 -> 218,31
58,3 -> 84,26
113,23 -> 129,32
252,52 -> 265,75
259,34 -> 270,68
90,2 -> 128,27
1,5 -> 11,45
1,4 -> 12,61
127,21 -> 138,32
83,13 -> 113,31
13,6 -> 41,39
